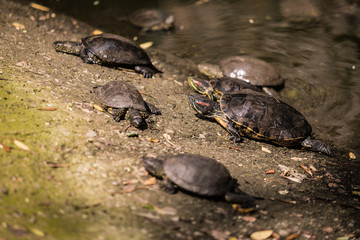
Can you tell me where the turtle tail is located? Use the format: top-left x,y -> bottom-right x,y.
301,137 -> 334,157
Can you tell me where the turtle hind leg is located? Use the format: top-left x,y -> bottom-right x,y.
301,137 -> 334,157
145,102 -> 161,115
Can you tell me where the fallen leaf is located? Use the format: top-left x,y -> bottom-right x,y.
286,233 -> 300,240
29,227 -> 45,237
0,142 -> 11,152
250,230 -> 273,240
14,140 -> 30,151
148,137 -> 159,143
349,152 -> 356,159
265,169 -> 275,174
119,185 -> 137,193
241,215 -> 256,222
209,229 -> 230,240
143,203 -> 154,210
93,104 -> 104,112
153,206 -> 177,215
300,165 -> 313,176
12,22 -> 25,30
37,107 -> 57,111
261,146 -> 271,153
278,199 -> 297,204
144,177 -> 156,185
92,29 -> 103,35
322,227 -> 333,233
140,41 -> 153,49
30,2 -> 50,11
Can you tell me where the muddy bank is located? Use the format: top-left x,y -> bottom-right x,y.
0,0 -> 359,239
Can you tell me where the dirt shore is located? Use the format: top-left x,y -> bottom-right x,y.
0,1 -> 359,239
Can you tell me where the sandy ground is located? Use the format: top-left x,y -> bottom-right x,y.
0,0 -> 359,239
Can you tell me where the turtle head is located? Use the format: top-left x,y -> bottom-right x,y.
188,94 -> 218,117
53,41 -> 82,55
188,77 -> 214,99
142,156 -> 165,178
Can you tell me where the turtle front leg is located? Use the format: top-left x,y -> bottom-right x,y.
111,108 -> 128,122
301,137 -> 334,157
80,48 -> 100,64
161,178 -> 178,194
215,116 -> 243,142
134,66 -> 156,78
128,108 -> 146,128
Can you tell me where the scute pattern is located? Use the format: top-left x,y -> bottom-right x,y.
163,154 -> 232,196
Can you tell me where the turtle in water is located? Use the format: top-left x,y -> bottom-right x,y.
188,93 -> 334,156
128,8 -> 174,32
93,80 -> 161,128
143,153 -> 256,209
53,33 -> 162,78
198,56 -> 284,96
188,76 -> 265,100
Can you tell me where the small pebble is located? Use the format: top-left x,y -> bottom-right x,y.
86,130 -> 97,138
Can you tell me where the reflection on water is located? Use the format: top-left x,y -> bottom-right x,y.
21,0 -> 360,152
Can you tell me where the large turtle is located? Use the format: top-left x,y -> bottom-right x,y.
143,153 -> 256,209
53,33 -> 162,78
198,56 -> 284,96
188,93 -> 334,156
93,80 -> 161,128
188,76 -> 265,99
128,8 -> 174,32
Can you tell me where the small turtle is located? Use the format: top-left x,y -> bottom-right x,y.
198,56 -> 284,96
94,80 -> 161,128
53,33 -> 162,78
188,93 -> 334,156
188,76 -> 265,100
143,153 -> 256,209
128,8 -> 174,32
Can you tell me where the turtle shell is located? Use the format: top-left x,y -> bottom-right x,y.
163,154 -> 233,197
82,33 -> 152,66
94,81 -> 147,111
219,56 -> 284,87
220,93 -> 312,145
209,77 -> 264,96
128,8 -> 173,30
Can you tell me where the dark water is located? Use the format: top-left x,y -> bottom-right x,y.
22,0 -> 360,153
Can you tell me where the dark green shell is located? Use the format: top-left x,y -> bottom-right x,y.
163,154 -> 233,197
94,81 -> 147,111
220,93 -> 312,145
219,56 -> 284,87
82,33 -> 152,66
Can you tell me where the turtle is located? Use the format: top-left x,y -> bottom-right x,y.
93,80 -> 161,128
188,76 -> 265,100
188,93 -> 334,156
128,8 -> 174,32
53,33 -> 162,78
142,153 -> 256,209
197,56 -> 284,96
